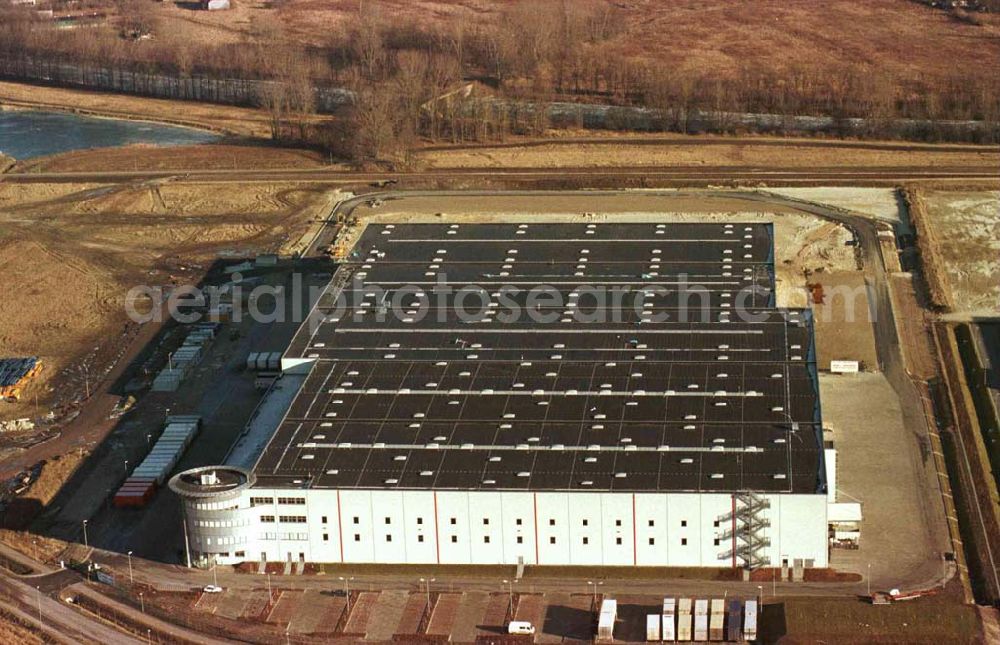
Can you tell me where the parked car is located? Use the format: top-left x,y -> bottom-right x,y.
203,585 -> 224,594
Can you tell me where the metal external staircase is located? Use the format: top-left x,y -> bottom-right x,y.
717,492 -> 772,570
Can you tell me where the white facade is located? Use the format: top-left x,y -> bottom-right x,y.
184,488 -> 828,569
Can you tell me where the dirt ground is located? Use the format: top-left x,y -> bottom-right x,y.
810,272 -> 879,371
0,81 -> 275,138
0,180 -> 334,424
418,139 -> 1000,170
919,190 -> 1000,313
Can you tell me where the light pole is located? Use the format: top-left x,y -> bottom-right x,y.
35,586 -> 42,625
139,591 -> 145,614
419,577 -> 435,607
81,520 -> 88,550
127,551 -> 134,585
757,585 -> 763,605
267,573 -> 273,601
213,562 -> 219,588
339,576 -> 354,612
502,578 -> 513,613
867,562 -> 872,596
146,628 -> 151,644
586,580 -> 602,605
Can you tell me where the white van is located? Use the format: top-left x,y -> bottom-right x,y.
507,621 -> 536,635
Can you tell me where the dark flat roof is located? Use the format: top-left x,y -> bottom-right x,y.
257,223 -> 824,494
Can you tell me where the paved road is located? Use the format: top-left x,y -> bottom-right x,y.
0,165 -> 996,186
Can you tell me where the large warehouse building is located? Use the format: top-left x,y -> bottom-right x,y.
171,221 -> 829,570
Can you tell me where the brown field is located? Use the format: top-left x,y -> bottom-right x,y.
156,0 -> 1000,87
0,180 -> 333,422
417,136 -> 1000,169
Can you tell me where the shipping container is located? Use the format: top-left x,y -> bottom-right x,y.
677,599 -> 692,642
743,600 -> 758,642
255,353 -> 270,371
709,599 -> 724,641
693,600 -> 709,642
726,600 -> 742,642
646,614 -> 661,641
662,598 -> 676,642
597,599 -> 617,642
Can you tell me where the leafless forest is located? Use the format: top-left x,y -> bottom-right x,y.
2,0 -> 999,160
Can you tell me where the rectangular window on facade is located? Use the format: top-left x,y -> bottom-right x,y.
549,519 -> 555,526
648,520 -> 655,527
516,518 -> 523,526
386,534 -> 392,542
483,518 -> 489,525
517,536 -> 523,544
713,538 -> 720,546
583,537 -> 589,545
681,538 -> 688,545
235,551 -> 245,558
385,517 -> 391,525
451,536 -> 457,543
353,516 -> 359,524
354,534 -> 360,542
484,536 -> 490,543
649,538 -> 655,545
323,533 -> 329,541
616,537 -> 622,545
615,519 -> 622,527
260,516 -> 275,523
250,497 -> 274,506
450,518 -> 457,525
549,537 -> 556,544
582,519 -> 589,527
713,520 -> 720,527
681,520 -> 688,527
321,516 -> 328,524
279,516 -> 307,523
418,535 -> 424,542
277,497 -> 305,505
417,517 -> 423,525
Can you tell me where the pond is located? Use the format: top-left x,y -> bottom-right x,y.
0,109 -> 220,160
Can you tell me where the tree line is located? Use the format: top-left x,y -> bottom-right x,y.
1,0 -> 998,162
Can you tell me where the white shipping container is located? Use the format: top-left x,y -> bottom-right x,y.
662,613 -> 675,642
597,599 -> 617,642
646,615 -> 661,641
743,600 -> 758,641
709,599 -> 724,641
694,600 -> 709,642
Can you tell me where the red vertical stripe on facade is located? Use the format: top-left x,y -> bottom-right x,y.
533,493 -> 540,565
336,489 -> 344,563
